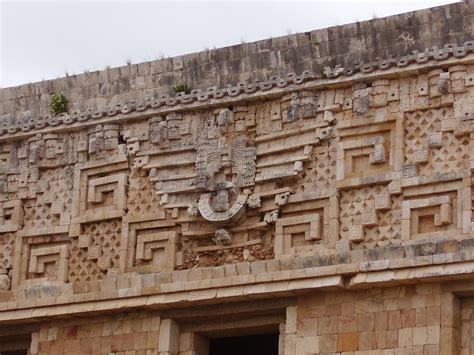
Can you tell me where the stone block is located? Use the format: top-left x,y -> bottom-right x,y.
338,331 -> 358,351
434,203 -> 452,226
428,132 -> 443,148
413,149 -> 429,164
349,226 -> 364,242
87,245 -> 101,260
78,235 -> 92,249
362,210 -> 378,227
374,194 -> 392,211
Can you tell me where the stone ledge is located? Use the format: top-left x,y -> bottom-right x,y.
2,235 -> 474,322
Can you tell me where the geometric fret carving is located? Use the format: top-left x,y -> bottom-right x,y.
28,245 -> 69,283
401,185 -> 466,241
70,156 -> 128,237
275,214 -> 322,258
136,232 -> 177,263
12,228 -> 69,286
0,43 -> 472,299
0,200 -> 23,233
87,174 -> 127,205
336,115 -> 403,188
121,214 -> 178,273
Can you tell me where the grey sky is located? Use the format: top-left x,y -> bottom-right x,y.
0,0 -> 460,88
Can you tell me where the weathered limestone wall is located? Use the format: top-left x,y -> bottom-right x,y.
461,298 -> 474,354
0,1 -> 472,118
30,312 -> 162,355
25,284 -> 462,355
293,284 -> 460,354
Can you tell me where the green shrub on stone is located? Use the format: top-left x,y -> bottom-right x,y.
173,84 -> 192,94
50,92 -> 69,116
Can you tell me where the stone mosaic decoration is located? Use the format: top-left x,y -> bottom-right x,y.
0,3 -> 473,352
0,51 -> 472,291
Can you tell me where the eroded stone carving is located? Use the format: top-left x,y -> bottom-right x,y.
195,113 -> 256,225
0,35 -> 471,299
0,273 -> 10,291
213,229 -> 232,246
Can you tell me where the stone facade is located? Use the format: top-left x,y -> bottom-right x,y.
0,2 -> 474,354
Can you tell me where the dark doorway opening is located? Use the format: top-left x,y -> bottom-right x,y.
0,333 -> 31,355
209,333 -> 279,355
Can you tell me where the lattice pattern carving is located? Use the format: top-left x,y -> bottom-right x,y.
22,167 -> 72,236
404,108 -> 470,176
0,232 -> 15,270
295,139 -> 337,196
68,219 -> 121,282
23,200 -> 60,229
339,186 -> 402,248
127,171 -> 161,216
0,57 -> 473,291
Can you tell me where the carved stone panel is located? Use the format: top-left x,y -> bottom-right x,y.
12,227 -> 69,287
336,114 -> 403,188
275,214 -> 321,258
121,214 -> 177,273
0,200 -> 23,233
404,108 -> 470,178
339,185 -> 402,249
68,219 -> 121,282
401,181 -> 467,241
70,156 -> 128,237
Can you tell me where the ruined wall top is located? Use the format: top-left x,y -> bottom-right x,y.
0,1 -> 472,121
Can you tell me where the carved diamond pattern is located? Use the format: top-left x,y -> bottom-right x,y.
405,108 -> 469,175
68,220 -> 121,282
339,186 -> 401,248
23,167 -> 73,229
0,232 -> 15,269
296,140 -> 337,195
23,200 -> 59,229
127,172 -> 161,215
365,195 -> 402,248
42,167 -> 73,206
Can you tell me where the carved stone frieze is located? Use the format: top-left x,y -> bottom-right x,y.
0,37 -> 471,295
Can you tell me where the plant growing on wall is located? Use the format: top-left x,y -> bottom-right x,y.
173,84 -> 192,94
50,92 -> 69,116
315,64 -> 326,79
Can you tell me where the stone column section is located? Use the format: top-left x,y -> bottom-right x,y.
441,292 -> 461,354
158,318 -> 180,355
284,305 -> 297,355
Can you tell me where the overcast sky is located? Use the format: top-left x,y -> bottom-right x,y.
0,0 -> 460,88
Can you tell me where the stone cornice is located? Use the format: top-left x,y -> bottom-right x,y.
1,235 -> 474,323
0,40 -> 472,142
